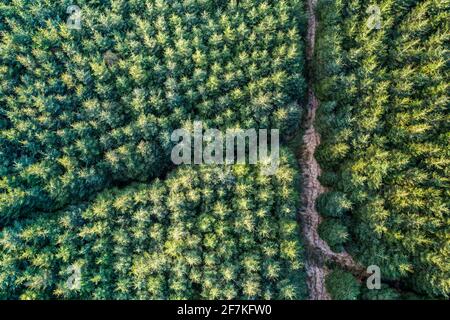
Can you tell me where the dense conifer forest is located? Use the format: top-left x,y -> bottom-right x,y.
0,151 -> 306,299
0,0 -> 305,223
0,0 -> 448,300
314,0 -> 448,298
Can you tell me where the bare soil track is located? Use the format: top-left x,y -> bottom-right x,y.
299,0 -> 366,300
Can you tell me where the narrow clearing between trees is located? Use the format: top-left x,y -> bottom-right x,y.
299,0 -> 365,300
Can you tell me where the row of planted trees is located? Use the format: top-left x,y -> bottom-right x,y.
0,151 -> 307,300
0,0 -> 306,225
314,0 -> 449,298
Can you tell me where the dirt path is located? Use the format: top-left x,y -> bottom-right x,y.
300,0 -> 365,300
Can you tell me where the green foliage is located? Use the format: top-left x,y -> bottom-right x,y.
315,0 -> 449,298
326,269 -> 361,300
1,0 -> 447,301
0,151 -> 307,300
318,219 -> 348,252
316,191 -> 351,218
361,284 -> 401,300
0,0 -> 306,224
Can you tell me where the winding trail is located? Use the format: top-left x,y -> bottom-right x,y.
299,0 -> 366,300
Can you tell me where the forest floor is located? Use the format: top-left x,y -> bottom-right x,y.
299,0 -> 365,300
